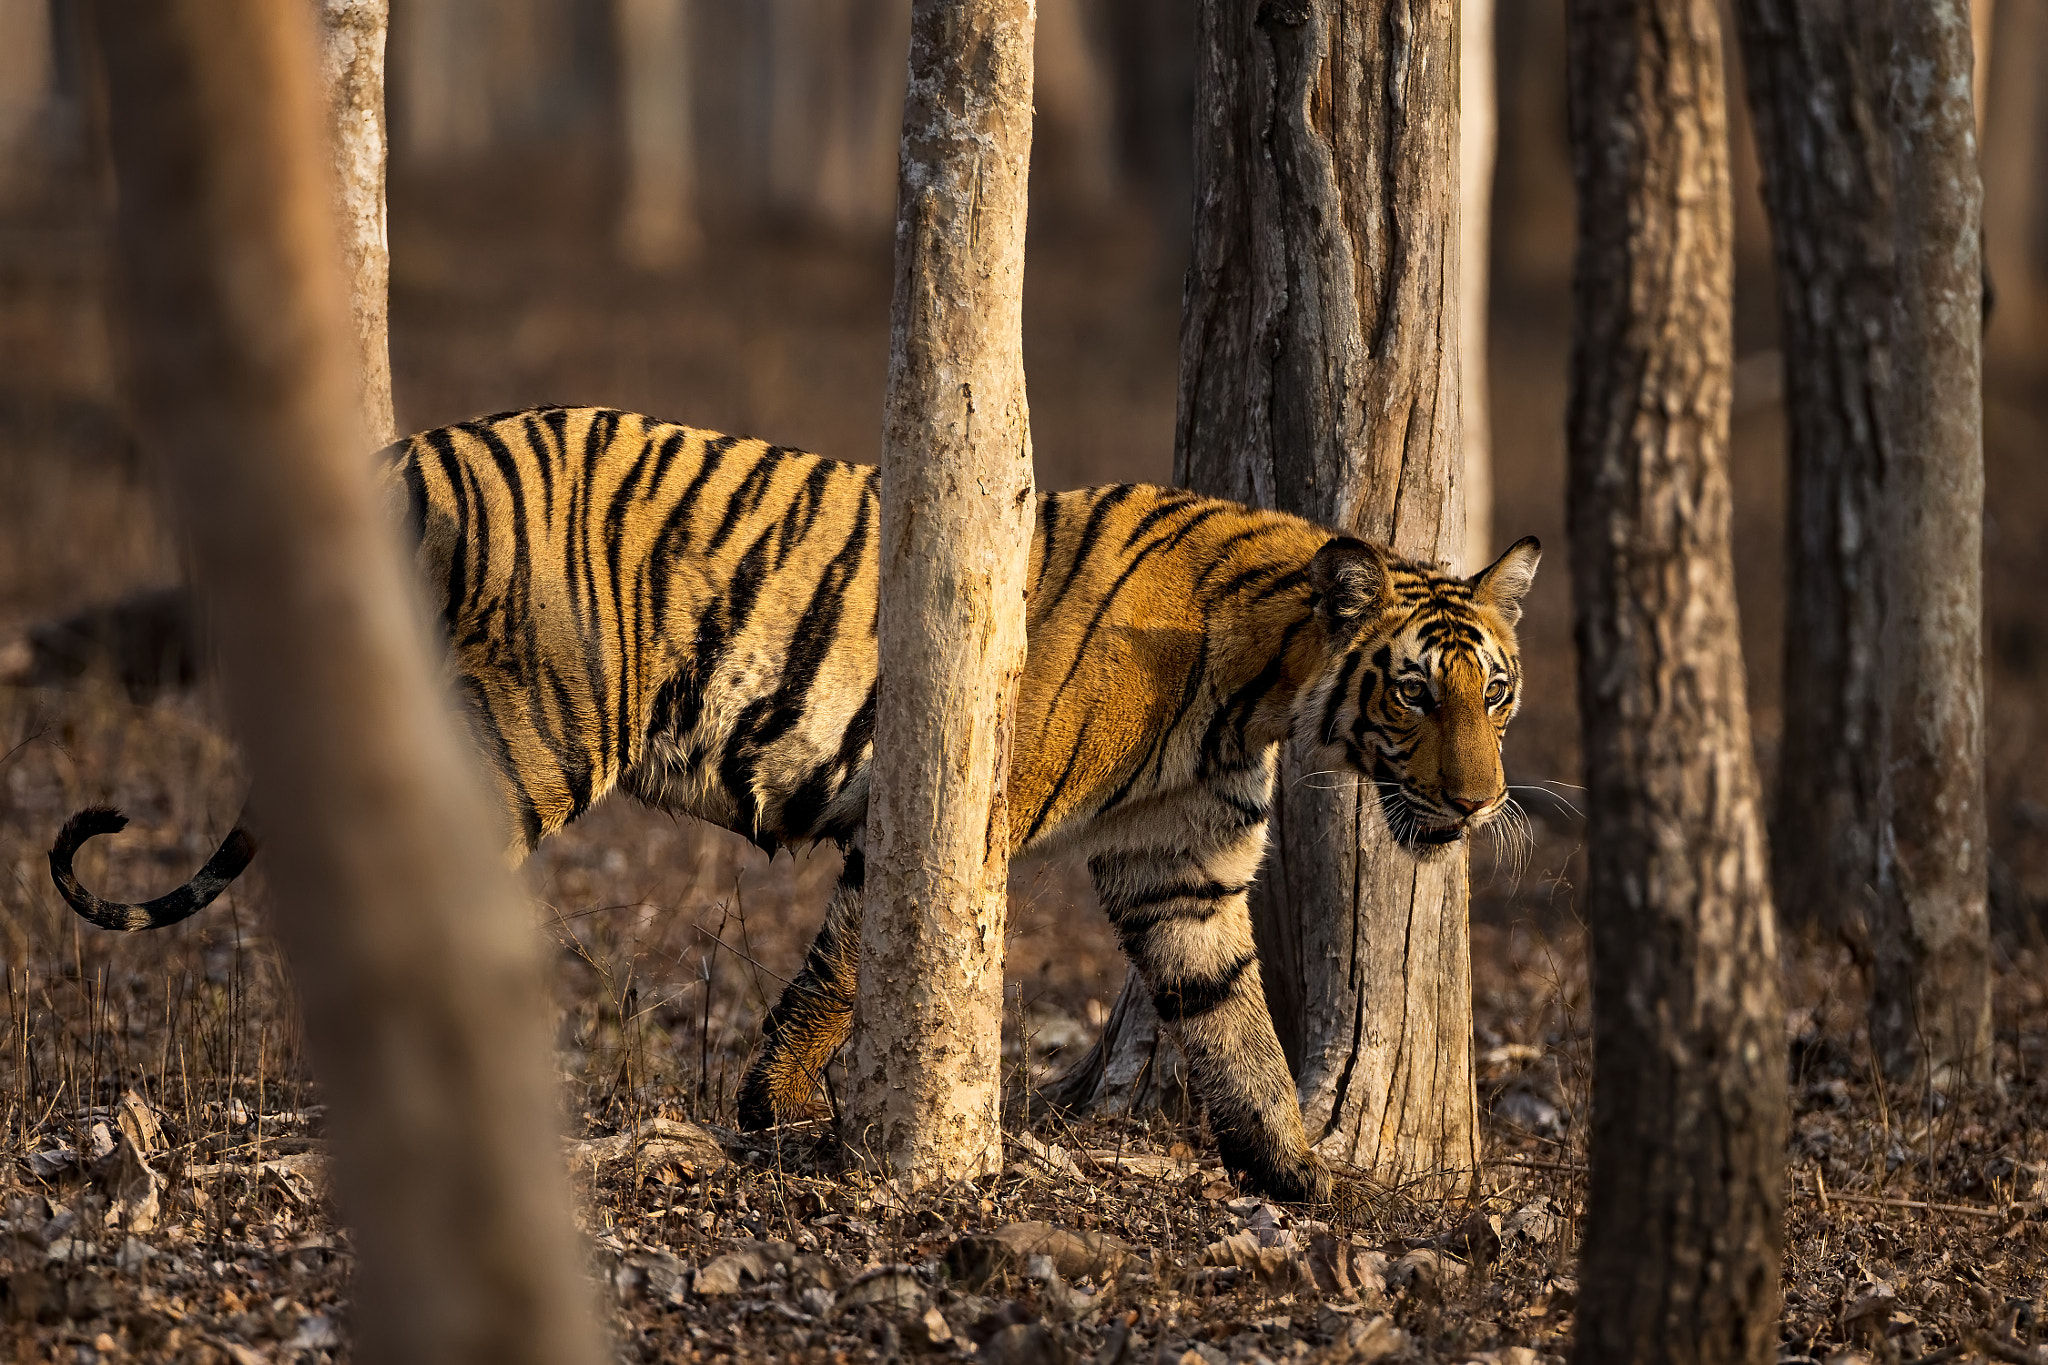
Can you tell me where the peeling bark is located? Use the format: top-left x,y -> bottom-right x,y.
316,0 -> 394,446
1066,0 -> 1475,1200
845,0 -> 1037,1187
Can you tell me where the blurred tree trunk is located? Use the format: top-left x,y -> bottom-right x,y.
846,0 -> 1036,1187
394,0 -> 490,162
768,0 -> 907,235
0,0 -> 53,174
1564,0 -> 1785,1360
317,0 -> 395,446
1732,0 -> 1890,934
1063,0 -> 1474,1198
1035,0 -> 1116,212
91,3 -> 605,1362
616,0 -> 702,270
1461,0 -> 1495,571
1871,0 -> 1991,1087
1984,0 -> 2044,353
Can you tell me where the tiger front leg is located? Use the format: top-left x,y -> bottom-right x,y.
736,852 -> 864,1129
1091,859 -> 1331,1204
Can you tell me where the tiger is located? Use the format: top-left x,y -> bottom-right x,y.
48,405 -> 1540,1203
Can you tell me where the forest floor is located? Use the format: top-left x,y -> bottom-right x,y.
2,152 -> 2048,1361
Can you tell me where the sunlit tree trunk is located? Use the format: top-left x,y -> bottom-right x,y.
1564,0 -> 1785,1359
845,0 -> 1036,1188
317,0 -> 395,446
91,2 -> 605,1360
1871,0 -> 1991,1088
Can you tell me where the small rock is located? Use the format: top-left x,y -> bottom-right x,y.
798,1286 -> 836,1318
285,1314 -> 341,1352
87,1123 -> 116,1163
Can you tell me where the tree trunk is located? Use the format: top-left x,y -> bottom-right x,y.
767,0 -> 908,235
0,0 -> 53,170
1983,0 -> 2044,352
1461,0 -> 1496,574
1063,0 -> 1473,1198
1732,1 -> 1890,935
317,0 -> 395,446
616,0 -> 702,270
844,0 -> 1036,1188
1563,1 -> 1786,1361
1870,0 -> 1991,1088
91,4 -> 605,1362
393,0 -> 491,163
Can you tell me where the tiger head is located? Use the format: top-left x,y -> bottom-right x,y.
1299,535 -> 1542,855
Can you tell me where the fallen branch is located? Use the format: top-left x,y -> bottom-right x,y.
1793,1184 -> 2002,1219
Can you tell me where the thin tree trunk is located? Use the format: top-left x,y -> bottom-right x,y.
1871,0 -> 1991,1088
616,0 -> 702,270
1983,0 -> 2044,351
394,0 -> 490,163
91,3 -> 605,1361
1732,0 -> 1890,934
1462,0 -> 1496,573
1065,0 -> 1473,1199
845,0 -> 1036,1187
317,0 -> 395,446
1564,1 -> 1785,1361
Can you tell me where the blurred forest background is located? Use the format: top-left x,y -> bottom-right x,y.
1,0 -> 2046,1099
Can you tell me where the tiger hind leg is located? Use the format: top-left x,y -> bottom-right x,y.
736,850 -> 864,1129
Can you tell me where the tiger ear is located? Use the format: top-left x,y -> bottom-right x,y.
1309,537 -> 1386,629
1470,536 -> 1542,624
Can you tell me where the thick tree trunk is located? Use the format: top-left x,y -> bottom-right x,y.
1732,1 -> 1890,934
1563,2 -> 1785,1361
317,0 -> 395,446
1461,0 -> 1496,574
1870,0 -> 1991,1088
616,0 -> 702,270
845,0 -> 1036,1187
1065,0 -> 1473,1198
91,4 -> 605,1362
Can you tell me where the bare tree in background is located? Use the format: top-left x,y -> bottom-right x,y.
0,0 -> 52,174
1732,1 -> 1889,934
845,0 -> 1036,1187
1983,0 -> 2045,349
1564,0 -> 1785,1359
616,0 -> 702,269
1061,0 -> 1475,1197
766,0 -> 908,234
1462,0 -> 1496,574
318,0 -> 395,446
91,2 -> 605,1360
1871,0 -> 1991,1087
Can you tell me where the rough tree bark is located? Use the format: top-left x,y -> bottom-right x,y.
1731,0 -> 1890,933
844,0 -> 1036,1187
317,0 -> 395,446
1462,0 -> 1496,573
1060,0 -> 1474,1198
1564,0 -> 1786,1360
90,3 -> 605,1362
616,0 -> 702,270
1870,0 -> 1991,1087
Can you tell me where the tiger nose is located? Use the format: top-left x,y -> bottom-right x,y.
1447,794 -> 1488,816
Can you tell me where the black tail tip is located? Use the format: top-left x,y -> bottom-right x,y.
55,806 -> 130,858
